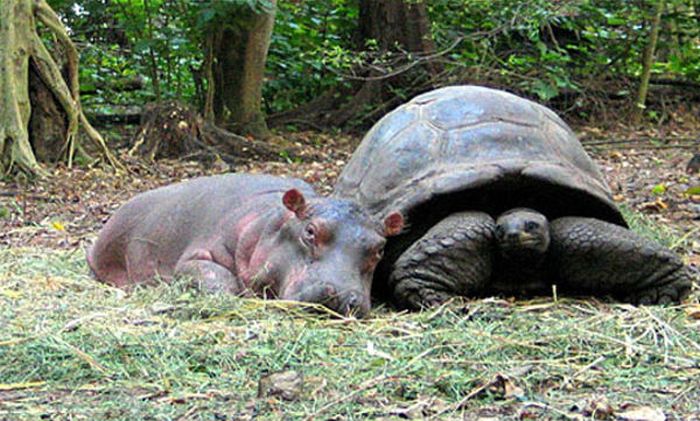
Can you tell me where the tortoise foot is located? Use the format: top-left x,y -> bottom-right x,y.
395,282 -> 454,310
624,272 -> 692,305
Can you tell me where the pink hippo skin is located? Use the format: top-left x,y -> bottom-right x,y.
87,174 -> 403,317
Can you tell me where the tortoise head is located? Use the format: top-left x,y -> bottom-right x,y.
495,208 -> 550,260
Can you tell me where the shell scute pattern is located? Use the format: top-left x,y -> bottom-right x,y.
334,85 -> 625,227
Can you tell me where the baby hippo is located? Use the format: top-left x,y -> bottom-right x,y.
87,174 -> 403,317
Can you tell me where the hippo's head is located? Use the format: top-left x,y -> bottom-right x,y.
272,189 -> 403,318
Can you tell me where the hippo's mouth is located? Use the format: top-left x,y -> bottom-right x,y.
282,281 -> 369,317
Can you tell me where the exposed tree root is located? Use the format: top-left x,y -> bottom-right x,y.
130,101 -> 319,164
0,0 -> 122,176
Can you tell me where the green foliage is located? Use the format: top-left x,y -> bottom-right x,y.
45,0 -> 700,118
423,0 -> 700,116
428,0 -> 581,99
194,0 -> 275,33
48,0 -> 202,108
47,0 -> 275,109
263,0 -> 357,113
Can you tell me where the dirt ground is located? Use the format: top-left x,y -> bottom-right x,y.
1,127 -> 698,268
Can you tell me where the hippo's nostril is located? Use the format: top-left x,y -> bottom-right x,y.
346,294 -> 359,309
340,291 -> 368,317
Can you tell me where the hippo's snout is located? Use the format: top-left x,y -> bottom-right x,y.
283,281 -> 370,318
321,287 -> 369,318
339,290 -> 370,318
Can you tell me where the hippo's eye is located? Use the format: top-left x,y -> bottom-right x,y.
525,221 -> 539,231
303,224 -> 317,244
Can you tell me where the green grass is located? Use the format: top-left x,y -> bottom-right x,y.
1,247 -> 698,420
620,204 -> 697,252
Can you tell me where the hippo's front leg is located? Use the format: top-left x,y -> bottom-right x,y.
174,250 -> 247,295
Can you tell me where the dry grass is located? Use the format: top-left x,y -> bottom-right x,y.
1,246 -> 698,420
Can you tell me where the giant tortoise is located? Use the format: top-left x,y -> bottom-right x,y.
334,85 -> 692,309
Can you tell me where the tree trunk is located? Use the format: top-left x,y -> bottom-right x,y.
325,0 -> 439,127
210,0 -> 276,139
633,0 -> 665,125
28,59 -> 68,162
129,100 -> 318,164
0,0 -> 40,173
359,0 -> 439,70
143,0 -> 162,101
0,0 -> 120,175
267,1 -> 438,130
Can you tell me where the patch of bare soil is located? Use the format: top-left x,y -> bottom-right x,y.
1,127 -> 698,267
580,126 -> 699,265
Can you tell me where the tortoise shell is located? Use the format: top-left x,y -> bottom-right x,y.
335,85 -> 625,232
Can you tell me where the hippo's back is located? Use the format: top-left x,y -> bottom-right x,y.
87,174 -> 316,287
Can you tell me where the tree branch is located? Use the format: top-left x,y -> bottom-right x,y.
30,31 -> 80,164
34,0 -> 79,99
34,0 -> 124,171
328,25 -> 509,82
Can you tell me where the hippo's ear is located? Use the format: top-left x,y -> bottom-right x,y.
282,189 -> 307,218
383,212 -> 404,237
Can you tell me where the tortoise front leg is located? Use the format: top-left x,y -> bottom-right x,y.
390,212 -> 495,310
549,217 -> 692,304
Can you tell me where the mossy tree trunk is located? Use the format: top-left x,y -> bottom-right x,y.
208,0 -> 276,139
633,0 -> 665,125
0,0 -> 118,176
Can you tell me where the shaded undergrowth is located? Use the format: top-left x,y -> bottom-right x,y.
1,246 -> 698,420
